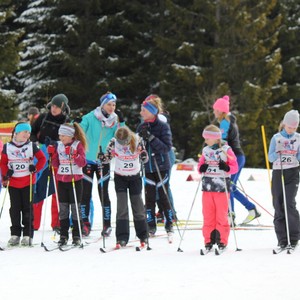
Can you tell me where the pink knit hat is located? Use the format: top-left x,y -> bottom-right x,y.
213,95 -> 230,113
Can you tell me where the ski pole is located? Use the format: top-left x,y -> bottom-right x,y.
279,152 -> 291,249
41,158 -> 52,246
140,160 -> 152,251
236,179 -> 274,218
177,177 -> 202,252
98,146 -> 106,249
152,155 -> 182,239
29,166 -> 33,247
0,180 -> 10,220
51,161 -> 60,240
68,151 -> 84,248
223,171 -> 242,251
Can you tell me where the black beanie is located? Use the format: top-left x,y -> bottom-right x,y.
47,94 -> 70,114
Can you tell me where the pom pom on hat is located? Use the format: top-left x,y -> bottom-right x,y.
213,95 -> 230,113
283,110 -> 299,128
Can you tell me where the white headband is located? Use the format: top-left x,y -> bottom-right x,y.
59,125 -> 75,137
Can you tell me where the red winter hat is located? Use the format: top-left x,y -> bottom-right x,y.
213,95 -> 230,113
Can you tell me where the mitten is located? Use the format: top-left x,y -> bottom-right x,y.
140,150 -> 148,163
47,145 -> 56,155
65,146 -> 77,158
199,164 -> 209,173
3,169 -> 14,180
29,164 -> 37,173
139,127 -> 154,142
2,180 -> 8,188
219,160 -> 230,172
115,109 -> 124,123
97,150 -> 107,163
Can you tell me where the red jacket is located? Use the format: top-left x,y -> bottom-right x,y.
1,141 -> 46,188
51,141 -> 86,183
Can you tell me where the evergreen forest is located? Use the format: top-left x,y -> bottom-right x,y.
0,0 -> 299,167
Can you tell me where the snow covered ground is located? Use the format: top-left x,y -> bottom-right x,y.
0,165 -> 299,300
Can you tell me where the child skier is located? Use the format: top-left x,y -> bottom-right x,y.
48,123 -> 87,246
268,110 -> 300,250
198,124 -> 238,251
1,122 -> 46,246
105,126 -> 148,248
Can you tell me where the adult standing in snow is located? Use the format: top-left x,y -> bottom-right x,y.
79,91 -> 125,237
137,94 -> 173,236
213,95 -> 261,225
30,94 -> 70,233
268,110 -> 300,249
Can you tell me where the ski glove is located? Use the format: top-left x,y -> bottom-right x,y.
3,169 -> 14,181
219,160 -> 230,172
139,127 -> 154,142
47,145 -> 56,155
65,146 -> 77,158
97,150 -> 109,163
140,150 -> 149,164
115,109 -> 124,123
29,164 -> 37,173
199,163 -> 209,173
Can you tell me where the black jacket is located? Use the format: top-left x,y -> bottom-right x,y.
227,114 -> 244,156
137,117 -> 172,173
31,112 -> 68,144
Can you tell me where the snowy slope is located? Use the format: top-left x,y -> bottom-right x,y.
0,166 -> 299,300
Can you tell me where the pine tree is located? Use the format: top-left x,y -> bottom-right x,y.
14,0 -> 57,111
278,0 -> 300,111
0,0 -> 23,122
150,0 -> 286,166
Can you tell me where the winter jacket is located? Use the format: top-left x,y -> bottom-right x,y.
137,117 -> 172,173
30,112 -> 69,144
51,141 -> 86,182
1,141 -> 46,188
219,114 -> 244,156
79,110 -> 125,163
268,129 -> 300,169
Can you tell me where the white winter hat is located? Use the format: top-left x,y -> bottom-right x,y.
283,110 -> 299,128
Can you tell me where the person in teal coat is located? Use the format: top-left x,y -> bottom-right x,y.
79,92 -> 125,237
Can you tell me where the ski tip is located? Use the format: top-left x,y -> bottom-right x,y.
177,248 -> 183,252
99,248 -> 106,253
135,247 -> 141,251
146,246 -> 152,251
236,248 -> 242,251
215,249 -> 220,255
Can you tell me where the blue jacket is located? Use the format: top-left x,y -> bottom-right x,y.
137,117 -> 172,173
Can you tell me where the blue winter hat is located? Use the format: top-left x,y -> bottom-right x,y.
99,92 -> 117,107
15,123 -> 31,134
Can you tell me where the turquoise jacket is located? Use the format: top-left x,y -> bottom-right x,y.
79,110 -> 125,164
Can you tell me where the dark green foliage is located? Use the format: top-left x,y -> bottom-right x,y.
1,0 -> 299,167
0,0 -> 23,121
